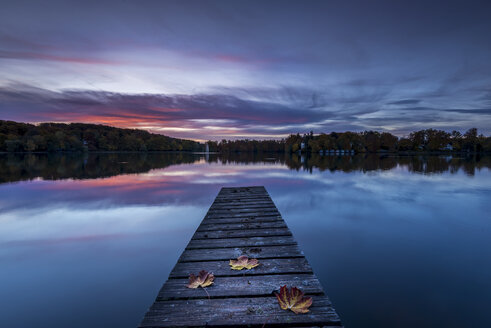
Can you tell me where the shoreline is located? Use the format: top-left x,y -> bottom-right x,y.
0,150 -> 489,155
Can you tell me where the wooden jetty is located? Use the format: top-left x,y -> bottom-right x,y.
139,186 -> 342,327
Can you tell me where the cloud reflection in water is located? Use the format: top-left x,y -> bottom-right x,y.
0,153 -> 490,328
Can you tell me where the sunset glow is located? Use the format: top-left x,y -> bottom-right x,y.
1,1 -> 491,140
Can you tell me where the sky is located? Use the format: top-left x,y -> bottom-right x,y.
1,0 -> 490,140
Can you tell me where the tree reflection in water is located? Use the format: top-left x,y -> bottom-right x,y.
0,152 -> 490,184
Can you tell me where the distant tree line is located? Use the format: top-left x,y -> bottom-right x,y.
206,139 -> 284,153
0,120 -> 202,152
206,128 -> 490,154
284,128 -> 491,153
2,120 -> 490,153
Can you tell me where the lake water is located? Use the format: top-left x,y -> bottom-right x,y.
1,153 -> 490,328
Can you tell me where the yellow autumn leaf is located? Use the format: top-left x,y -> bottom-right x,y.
229,255 -> 260,270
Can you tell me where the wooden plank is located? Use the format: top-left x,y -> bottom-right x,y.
210,200 -> 275,206
212,200 -> 274,205
158,274 -> 324,300
217,188 -> 268,193
220,187 -> 265,191
210,202 -> 276,210
179,244 -> 303,262
220,186 -> 265,191
221,191 -> 269,196
214,191 -> 269,196
198,221 -> 287,231
215,195 -> 271,199
169,257 -> 313,278
209,201 -> 275,207
201,216 -> 283,225
204,213 -> 283,220
217,192 -> 269,197
217,187 -> 267,192
207,206 -> 278,213
207,209 -> 278,216
219,187 -> 266,194
218,191 -> 267,196
215,193 -> 270,197
186,236 -> 297,249
212,199 -> 274,205
139,295 -> 341,327
206,211 -> 280,219
192,227 -> 292,239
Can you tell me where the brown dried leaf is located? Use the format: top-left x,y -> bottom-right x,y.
229,255 -> 260,270
275,285 -> 313,314
186,270 -> 214,288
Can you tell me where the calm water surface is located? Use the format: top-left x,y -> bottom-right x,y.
1,153 -> 490,328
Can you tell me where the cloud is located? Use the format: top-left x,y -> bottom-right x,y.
0,50 -> 119,65
445,109 -> 491,115
0,84 -> 334,139
392,106 -> 491,115
387,99 -> 421,105
1,83 -> 490,139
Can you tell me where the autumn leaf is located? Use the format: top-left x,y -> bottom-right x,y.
229,255 -> 260,270
186,270 -> 214,288
275,285 -> 313,314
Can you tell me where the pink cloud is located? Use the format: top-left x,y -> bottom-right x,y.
0,86 -> 328,139
0,50 -> 119,65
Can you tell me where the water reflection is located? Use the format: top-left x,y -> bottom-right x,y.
1,152 -> 490,184
0,153 -> 490,328
0,152 -> 198,183
285,153 -> 491,175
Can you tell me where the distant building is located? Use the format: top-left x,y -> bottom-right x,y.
443,144 -> 453,151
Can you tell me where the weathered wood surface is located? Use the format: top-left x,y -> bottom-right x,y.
201,216 -> 283,225
186,235 -> 297,249
210,201 -> 276,211
169,258 -> 313,278
214,197 -> 273,202
198,220 -> 287,231
179,244 -> 303,262
139,186 -> 342,327
141,296 -> 341,327
207,209 -> 279,215
158,274 -> 324,300
192,227 -> 292,239
206,211 -> 281,219
208,204 -> 276,209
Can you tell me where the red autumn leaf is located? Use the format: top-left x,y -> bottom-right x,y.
186,270 -> 214,288
229,255 -> 260,270
275,285 -> 313,314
